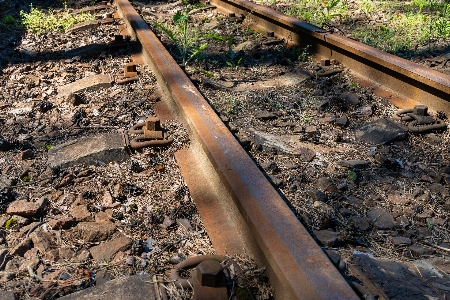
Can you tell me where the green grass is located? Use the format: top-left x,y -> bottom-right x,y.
20,4 -> 94,33
280,0 -> 450,55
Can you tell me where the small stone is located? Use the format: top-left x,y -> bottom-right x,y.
355,119 -> 407,145
59,247 -> 75,260
255,111 -> 277,120
9,238 -> 32,257
349,216 -> 370,231
317,177 -> 337,193
320,116 -> 336,124
161,215 -> 176,230
176,219 -> 193,231
408,244 -> 434,256
269,175 -> 284,187
42,249 -> 59,262
126,256 -> 135,266
313,201 -> 333,213
76,222 -> 116,242
89,234 -> 132,262
325,250 -> 346,273
60,273 -> 71,280
6,197 -> 49,217
313,89 -> 324,96
396,216 -> 410,227
70,205 -> 91,221
358,105 -> 373,116
339,160 -> 368,169
367,208 -> 396,229
335,115 -> 348,127
428,183 -> 449,197
0,272 -> 15,283
313,230 -> 344,247
16,149 -> 34,160
169,254 -> 183,264
305,126 -> 317,133
30,230 -> 56,253
0,290 -> 16,300
307,190 -> 328,202
47,132 -> 129,169
260,161 -> 280,173
95,269 -> 113,286
48,217 -> 76,230
389,236 -> 412,246
340,92 -> 360,105
56,173 -> 74,188
387,193 -> 411,205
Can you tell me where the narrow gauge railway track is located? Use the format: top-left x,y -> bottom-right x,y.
115,0 -> 358,299
116,0 -> 450,299
0,0 -> 449,299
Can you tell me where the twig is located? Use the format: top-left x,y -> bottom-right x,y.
423,241 -> 450,253
26,220 -> 45,238
0,252 -> 10,270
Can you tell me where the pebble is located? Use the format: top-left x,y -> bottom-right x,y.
408,244 -> 434,256
339,92 -> 360,105
339,160 -> 368,169
126,256 -> 135,266
367,208 -> 396,229
349,216 -> 370,231
389,236 -> 412,246
335,115 -> 348,127
313,230 -> 345,247
269,175 -> 284,188
255,111 -> 277,120
307,190 -> 328,203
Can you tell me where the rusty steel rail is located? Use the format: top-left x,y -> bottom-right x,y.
209,0 -> 450,115
114,0 -> 358,299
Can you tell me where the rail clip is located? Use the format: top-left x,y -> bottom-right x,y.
127,117 -> 173,149
393,105 -> 447,133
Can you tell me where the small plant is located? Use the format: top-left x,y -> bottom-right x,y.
22,175 -> 31,182
153,0 -> 208,66
348,170 -> 357,181
5,218 -> 17,229
20,4 -> 94,33
129,203 -> 138,212
44,144 -> 54,151
226,35 -> 242,68
2,15 -> 14,25
321,0 -> 342,23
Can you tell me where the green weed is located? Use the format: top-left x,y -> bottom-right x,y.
348,170 -> 357,181
20,4 -> 94,33
5,218 -> 17,229
153,0 -> 207,66
2,15 -> 14,25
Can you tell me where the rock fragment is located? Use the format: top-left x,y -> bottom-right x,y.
367,208 -> 396,229
355,119 -> 407,145
47,132 -> 129,169
313,230 -> 345,247
89,234 -> 132,262
6,197 -> 49,217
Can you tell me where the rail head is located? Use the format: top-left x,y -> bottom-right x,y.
114,0 -> 359,299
